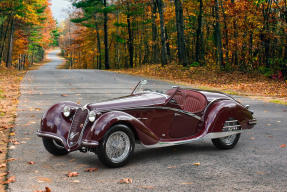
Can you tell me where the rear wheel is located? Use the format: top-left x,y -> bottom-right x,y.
97,124 -> 135,168
42,137 -> 69,156
212,133 -> 241,149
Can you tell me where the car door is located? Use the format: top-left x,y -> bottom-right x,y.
166,93 -> 202,139
169,112 -> 201,138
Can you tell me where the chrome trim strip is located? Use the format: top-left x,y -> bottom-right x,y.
224,120 -> 238,123
36,132 -> 64,144
141,130 -> 244,148
82,140 -> 99,146
97,106 -> 202,121
248,119 -> 257,125
223,125 -> 241,129
203,130 -> 243,139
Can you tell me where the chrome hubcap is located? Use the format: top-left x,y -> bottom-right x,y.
106,131 -> 130,163
220,134 -> 237,145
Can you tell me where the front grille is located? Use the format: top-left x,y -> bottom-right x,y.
68,108 -> 88,147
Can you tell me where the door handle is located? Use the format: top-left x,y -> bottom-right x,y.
174,113 -> 181,117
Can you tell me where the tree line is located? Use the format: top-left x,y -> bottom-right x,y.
61,0 -> 287,79
0,0 -> 58,70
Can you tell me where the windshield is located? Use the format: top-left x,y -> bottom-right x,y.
132,80 -> 177,95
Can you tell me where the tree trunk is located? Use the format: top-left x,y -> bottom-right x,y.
155,0 -> 168,66
151,0 -> 159,63
6,17 -> 14,68
174,0 -> 188,66
103,0 -> 110,69
127,10 -> 134,68
195,0 -> 203,65
95,22 -> 102,69
0,16 -> 11,63
214,0 -> 224,70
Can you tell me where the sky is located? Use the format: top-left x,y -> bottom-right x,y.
50,0 -> 72,22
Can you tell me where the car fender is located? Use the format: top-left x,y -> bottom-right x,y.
38,102 -> 81,148
203,99 -> 254,133
86,111 -> 159,145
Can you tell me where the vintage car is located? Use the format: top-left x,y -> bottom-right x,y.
37,80 -> 256,167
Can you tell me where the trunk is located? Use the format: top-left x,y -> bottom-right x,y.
195,0 -> 203,64
95,22 -> 102,69
231,0 -> 238,67
114,9 -> 120,69
214,0 -> 224,70
6,18 -> 14,68
103,0 -> 110,69
220,0 -> 229,63
0,16 -> 11,63
151,0 -> 159,63
174,0 -> 188,66
127,11 -> 134,68
165,28 -> 171,61
156,0 -> 168,66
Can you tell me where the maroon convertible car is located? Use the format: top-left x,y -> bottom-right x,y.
37,80 -> 256,167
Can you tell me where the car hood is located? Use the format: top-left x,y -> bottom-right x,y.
87,92 -> 168,111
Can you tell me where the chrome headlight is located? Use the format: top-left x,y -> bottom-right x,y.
88,111 -> 96,122
63,106 -> 71,117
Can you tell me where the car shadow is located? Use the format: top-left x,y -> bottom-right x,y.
131,143 -> 216,165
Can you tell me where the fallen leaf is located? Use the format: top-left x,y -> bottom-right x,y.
167,166 -> 176,169
193,162 -> 200,166
250,137 -> 255,140
138,186 -> 154,189
181,182 -> 193,185
118,178 -> 133,184
256,171 -> 264,175
0,163 -> 6,168
2,176 -> 15,184
0,150 -> 2,153
85,168 -> 98,172
37,177 -> 52,183
28,161 -> 35,165
35,108 -> 41,111
67,172 -> 79,177
280,144 -> 286,148
61,94 -> 69,97
71,180 -> 80,183
6,158 -> 16,162
0,172 -> 8,177
9,132 -> 15,136
33,187 -> 52,192
9,145 -> 16,150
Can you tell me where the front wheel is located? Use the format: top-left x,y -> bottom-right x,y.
42,137 -> 69,156
212,133 -> 240,150
97,124 -> 135,168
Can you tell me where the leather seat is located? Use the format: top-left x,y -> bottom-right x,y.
166,89 -> 207,113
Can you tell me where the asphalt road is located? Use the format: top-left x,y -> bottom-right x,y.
7,49 -> 287,192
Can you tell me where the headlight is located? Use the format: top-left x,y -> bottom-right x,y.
63,106 -> 71,117
88,111 -> 96,122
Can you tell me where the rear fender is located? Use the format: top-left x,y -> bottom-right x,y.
203,100 -> 254,133
86,111 -> 159,145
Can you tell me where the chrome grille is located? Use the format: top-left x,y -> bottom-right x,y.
68,108 -> 88,147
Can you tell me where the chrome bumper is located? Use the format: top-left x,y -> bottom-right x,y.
248,118 -> 257,125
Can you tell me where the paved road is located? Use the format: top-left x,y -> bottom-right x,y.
8,49 -> 287,192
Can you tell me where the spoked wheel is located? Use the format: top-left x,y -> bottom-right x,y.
42,137 -> 69,156
212,133 -> 241,150
97,124 -> 135,168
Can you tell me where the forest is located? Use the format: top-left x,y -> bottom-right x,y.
0,0 -> 58,70
58,0 -> 287,80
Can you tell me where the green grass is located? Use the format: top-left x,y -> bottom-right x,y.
0,89 -> 5,99
270,100 -> 287,105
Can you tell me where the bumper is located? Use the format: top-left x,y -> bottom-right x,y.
36,131 -> 99,151
248,118 -> 257,125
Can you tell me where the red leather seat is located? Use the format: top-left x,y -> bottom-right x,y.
166,89 -> 207,113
